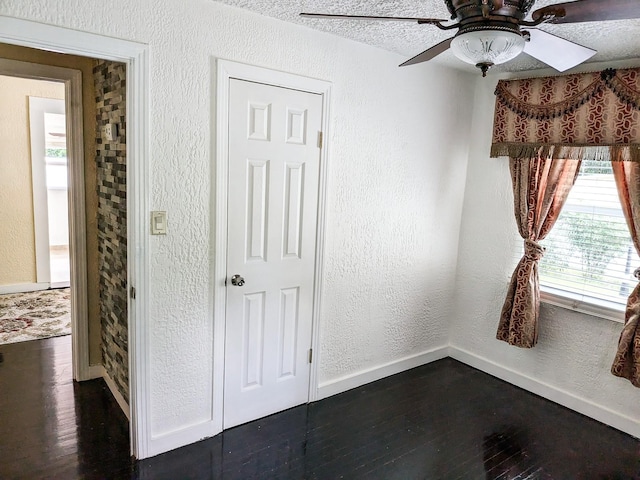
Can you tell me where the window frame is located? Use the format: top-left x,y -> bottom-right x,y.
540,286 -> 625,323
537,160 -> 632,324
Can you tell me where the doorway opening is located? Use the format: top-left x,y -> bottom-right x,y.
29,95 -> 71,290
0,50 -> 129,436
0,59 -> 91,381
0,77 -> 71,345
39,101 -> 72,288
0,17 -> 149,459
0,54 -> 130,401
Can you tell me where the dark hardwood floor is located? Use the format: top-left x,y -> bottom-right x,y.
0,336 -> 131,479
1,336 -> 638,479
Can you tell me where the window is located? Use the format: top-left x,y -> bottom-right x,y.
44,112 -> 68,190
539,159 -> 639,319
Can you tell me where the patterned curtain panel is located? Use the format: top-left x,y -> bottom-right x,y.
611,158 -> 640,387
491,68 -> 640,162
497,153 -> 581,348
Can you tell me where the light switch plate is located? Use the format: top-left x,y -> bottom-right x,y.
151,211 -> 167,235
102,123 -> 117,141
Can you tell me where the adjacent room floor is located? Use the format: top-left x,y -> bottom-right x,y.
1,336 -> 638,479
0,288 -> 71,345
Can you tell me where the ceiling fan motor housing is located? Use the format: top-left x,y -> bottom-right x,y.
445,0 -> 535,24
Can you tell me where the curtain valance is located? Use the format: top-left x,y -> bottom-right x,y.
491,67 -> 640,161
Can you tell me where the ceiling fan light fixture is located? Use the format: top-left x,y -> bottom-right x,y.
450,29 -> 526,76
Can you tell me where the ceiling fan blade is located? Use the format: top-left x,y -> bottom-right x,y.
532,0 -> 640,24
300,13 -> 448,24
523,29 -> 596,72
399,37 -> 453,67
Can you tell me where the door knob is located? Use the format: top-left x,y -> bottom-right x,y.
230,274 -> 245,286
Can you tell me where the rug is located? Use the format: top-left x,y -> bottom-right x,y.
0,288 -> 71,345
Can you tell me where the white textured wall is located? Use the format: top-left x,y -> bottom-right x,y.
0,0 -> 475,446
450,74 -> 640,426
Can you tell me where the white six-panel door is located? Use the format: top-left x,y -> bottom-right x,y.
224,79 -> 323,428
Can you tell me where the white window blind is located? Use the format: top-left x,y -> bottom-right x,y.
539,159 -> 639,311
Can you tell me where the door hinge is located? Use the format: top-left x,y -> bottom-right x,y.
317,131 -> 323,149
308,348 -> 313,364
130,286 -> 136,300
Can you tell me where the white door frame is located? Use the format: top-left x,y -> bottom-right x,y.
0,60 -> 88,380
28,96 -> 66,289
214,60 -> 331,434
0,16 -> 151,459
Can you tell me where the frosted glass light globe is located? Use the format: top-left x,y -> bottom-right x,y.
451,29 -> 526,70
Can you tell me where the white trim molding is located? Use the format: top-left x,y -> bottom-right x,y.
317,346 -> 449,400
147,422 -> 219,459
448,345 -> 640,440
124,41 -> 151,461
0,16 -> 146,62
28,96 -> 63,286
103,368 -> 131,421
91,365 -> 131,420
0,283 -> 49,295
0,16 -> 151,459
213,59 -> 332,435
88,364 -> 106,380
0,59 -> 90,384
540,287 -> 625,324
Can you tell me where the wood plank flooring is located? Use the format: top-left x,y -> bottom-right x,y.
1,336 -> 639,479
0,336 -> 132,479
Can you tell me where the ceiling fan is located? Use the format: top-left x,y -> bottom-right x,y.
300,0 -> 640,76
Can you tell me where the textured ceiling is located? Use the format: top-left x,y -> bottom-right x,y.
215,0 -> 640,75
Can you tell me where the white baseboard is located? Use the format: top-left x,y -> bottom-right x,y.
87,364 -> 104,380
147,420 -> 218,458
0,283 -> 49,295
448,345 -> 640,440
316,345 -> 449,400
92,365 -> 131,420
144,347 -> 448,458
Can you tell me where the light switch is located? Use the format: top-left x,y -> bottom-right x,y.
151,211 -> 167,235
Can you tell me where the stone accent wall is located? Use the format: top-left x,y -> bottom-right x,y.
94,60 -> 128,403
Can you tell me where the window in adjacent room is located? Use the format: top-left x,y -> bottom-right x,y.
539,159 -> 639,317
